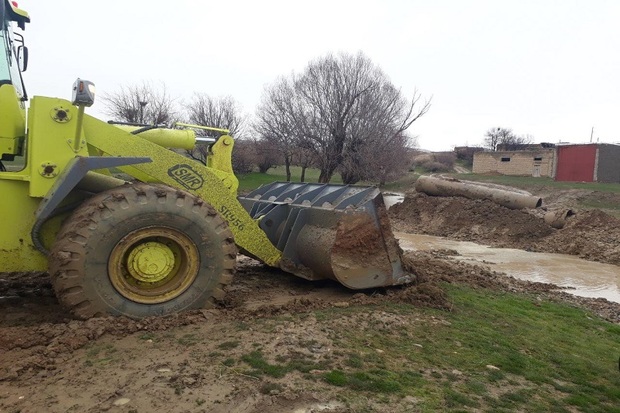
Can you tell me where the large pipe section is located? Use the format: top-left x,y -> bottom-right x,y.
415,175 -> 542,210
544,209 -> 575,229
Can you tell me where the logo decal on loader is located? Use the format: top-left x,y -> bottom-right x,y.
168,164 -> 204,190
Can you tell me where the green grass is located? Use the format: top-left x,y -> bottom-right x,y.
323,369 -> 409,393
177,333 -> 201,347
241,350 -> 329,378
218,288 -> 617,411
379,171 -> 420,192
83,343 -> 119,367
138,333 -> 156,341
311,285 -> 620,412
236,165 -> 422,193
455,158 -> 473,169
217,340 -> 240,350
579,198 -> 620,218
237,166 -> 343,193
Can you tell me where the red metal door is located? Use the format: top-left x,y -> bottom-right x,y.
555,145 -> 596,182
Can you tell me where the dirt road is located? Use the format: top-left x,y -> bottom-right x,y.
1,186 -> 619,412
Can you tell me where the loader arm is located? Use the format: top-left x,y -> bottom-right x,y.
81,113 -> 282,267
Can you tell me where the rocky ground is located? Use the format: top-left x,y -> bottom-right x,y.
1,185 -> 619,412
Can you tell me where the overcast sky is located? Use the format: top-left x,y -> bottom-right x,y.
19,0 -> 620,151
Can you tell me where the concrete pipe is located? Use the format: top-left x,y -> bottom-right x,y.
415,175 -> 543,210
544,209 -> 575,229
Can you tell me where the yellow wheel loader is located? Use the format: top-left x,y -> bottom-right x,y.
0,1 -> 412,319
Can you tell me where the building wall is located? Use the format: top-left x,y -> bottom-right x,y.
473,150 -> 555,176
596,144 -> 620,183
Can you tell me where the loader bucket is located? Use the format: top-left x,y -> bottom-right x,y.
238,182 -> 413,289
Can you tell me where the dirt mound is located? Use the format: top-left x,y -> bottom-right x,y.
389,193 -> 553,248
389,192 -> 620,266
532,187 -> 620,212
533,209 -> 620,265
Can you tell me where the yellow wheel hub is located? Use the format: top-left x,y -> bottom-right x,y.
108,227 -> 200,304
127,242 -> 175,283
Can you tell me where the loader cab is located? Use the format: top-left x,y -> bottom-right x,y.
0,0 -> 29,171
0,6 -> 27,98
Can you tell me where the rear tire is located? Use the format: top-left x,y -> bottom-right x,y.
49,183 -> 237,319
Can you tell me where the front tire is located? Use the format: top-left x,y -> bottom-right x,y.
49,184 -> 237,319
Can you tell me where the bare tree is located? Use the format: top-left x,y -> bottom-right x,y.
256,52 -> 430,183
337,80 -> 422,184
339,133 -> 414,185
374,136 -> 414,186
484,127 -> 512,151
293,146 -> 317,182
186,94 -> 246,137
101,82 -> 177,125
484,127 -> 534,151
231,138 -> 255,174
184,94 -> 247,164
254,77 -> 301,181
296,52 -> 430,183
499,133 -> 534,151
253,138 -> 281,173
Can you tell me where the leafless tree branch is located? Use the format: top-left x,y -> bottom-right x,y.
101,82 -> 178,125
256,51 -> 430,183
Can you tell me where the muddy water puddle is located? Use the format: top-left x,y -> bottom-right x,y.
383,193 -> 405,209
396,232 -> 620,303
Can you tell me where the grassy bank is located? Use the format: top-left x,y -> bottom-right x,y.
238,284 -> 620,412
336,285 -> 619,412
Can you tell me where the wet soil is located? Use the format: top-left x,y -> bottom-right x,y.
389,192 -> 620,266
1,186 -> 619,412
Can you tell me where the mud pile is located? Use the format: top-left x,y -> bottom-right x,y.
533,209 -> 620,265
389,192 -> 620,266
389,193 -> 553,248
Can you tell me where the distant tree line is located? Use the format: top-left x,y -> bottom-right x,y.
483,127 -> 533,151
101,52 -> 431,185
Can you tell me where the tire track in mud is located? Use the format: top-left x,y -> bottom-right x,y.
2,253 -> 619,382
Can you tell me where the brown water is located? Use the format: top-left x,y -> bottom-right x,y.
383,193 -> 405,209
396,232 -> 620,304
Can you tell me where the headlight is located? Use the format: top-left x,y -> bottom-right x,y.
71,78 -> 96,107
